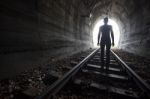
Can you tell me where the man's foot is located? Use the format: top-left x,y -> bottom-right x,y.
106,66 -> 109,70
106,64 -> 109,70
105,65 -> 109,74
101,66 -> 104,73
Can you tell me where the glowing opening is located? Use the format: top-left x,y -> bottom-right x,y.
93,19 -> 120,48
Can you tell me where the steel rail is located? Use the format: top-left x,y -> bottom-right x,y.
36,48 -> 99,99
111,50 -> 150,97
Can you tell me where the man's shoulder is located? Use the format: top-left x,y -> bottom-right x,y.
108,25 -> 112,27
100,25 -> 105,29
100,25 -> 112,28
100,25 -> 104,28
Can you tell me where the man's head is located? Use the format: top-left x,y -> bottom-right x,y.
104,17 -> 108,24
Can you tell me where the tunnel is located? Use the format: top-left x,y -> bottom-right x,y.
0,0 -> 150,98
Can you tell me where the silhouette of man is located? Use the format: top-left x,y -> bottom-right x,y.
97,17 -> 114,70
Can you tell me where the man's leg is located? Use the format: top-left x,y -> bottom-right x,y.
106,44 -> 111,70
100,44 -> 105,69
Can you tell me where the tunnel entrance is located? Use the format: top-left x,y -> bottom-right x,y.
93,19 -> 120,48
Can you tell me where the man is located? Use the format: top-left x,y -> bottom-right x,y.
97,17 -> 114,70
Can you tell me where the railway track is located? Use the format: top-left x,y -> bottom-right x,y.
36,48 -> 150,99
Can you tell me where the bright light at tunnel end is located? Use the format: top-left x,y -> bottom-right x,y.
93,19 -> 120,48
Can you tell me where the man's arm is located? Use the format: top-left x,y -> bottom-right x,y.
110,26 -> 114,46
97,27 -> 101,45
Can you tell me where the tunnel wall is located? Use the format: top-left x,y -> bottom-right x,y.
90,0 -> 150,58
0,0 -> 93,79
118,0 -> 150,58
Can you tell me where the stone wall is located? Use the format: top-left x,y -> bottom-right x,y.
90,0 -> 150,58
118,0 -> 150,58
1,0 -> 150,79
0,0 -> 93,79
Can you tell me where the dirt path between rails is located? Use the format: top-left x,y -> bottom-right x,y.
113,49 -> 150,86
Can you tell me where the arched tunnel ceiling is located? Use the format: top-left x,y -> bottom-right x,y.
79,0 -> 147,31
80,0 -> 142,23
0,0 -> 150,79
80,0 -> 150,57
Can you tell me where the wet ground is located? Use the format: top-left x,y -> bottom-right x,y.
1,48 -> 149,99
113,49 -> 150,85
0,49 -> 94,99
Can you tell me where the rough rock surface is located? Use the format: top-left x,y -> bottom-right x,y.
113,49 -> 150,85
0,49 -> 93,99
0,0 -> 93,79
0,0 -> 150,79
90,0 -> 150,58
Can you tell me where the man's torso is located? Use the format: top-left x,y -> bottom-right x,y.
100,25 -> 112,45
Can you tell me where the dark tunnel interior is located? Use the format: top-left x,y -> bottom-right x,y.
0,0 -> 150,98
